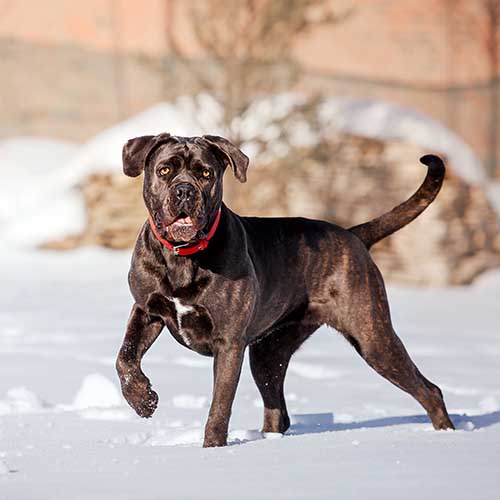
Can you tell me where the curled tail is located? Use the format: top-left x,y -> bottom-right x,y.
349,154 -> 445,250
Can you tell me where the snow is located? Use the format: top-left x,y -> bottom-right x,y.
287,361 -> 342,379
0,94 -> 490,248
488,181 -> 500,215
0,460 -> 11,475
318,98 -> 486,184
0,138 -> 85,249
64,95 -> 224,179
172,394 -> 208,409
0,387 -> 48,415
71,374 -> 122,410
0,248 -> 499,499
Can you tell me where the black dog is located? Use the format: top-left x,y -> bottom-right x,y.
116,133 -> 454,447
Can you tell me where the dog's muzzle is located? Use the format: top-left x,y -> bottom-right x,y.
162,182 -> 204,242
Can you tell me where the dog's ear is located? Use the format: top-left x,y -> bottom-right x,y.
122,133 -> 172,177
202,135 -> 249,183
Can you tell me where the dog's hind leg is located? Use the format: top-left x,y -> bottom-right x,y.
116,304 -> 164,418
334,264 -> 454,430
347,325 -> 455,430
249,323 -> 319,434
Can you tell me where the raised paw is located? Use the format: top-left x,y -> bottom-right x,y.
120,372 -> 159,418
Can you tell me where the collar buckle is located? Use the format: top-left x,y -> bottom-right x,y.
172,242 -> 191,256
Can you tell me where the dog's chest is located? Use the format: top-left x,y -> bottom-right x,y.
146,293 -> 214,355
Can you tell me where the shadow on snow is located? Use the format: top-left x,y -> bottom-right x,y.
287,410 -> 500,435
229,410 -> 500,445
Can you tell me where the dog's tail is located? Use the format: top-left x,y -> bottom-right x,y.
349,154 -> 445,250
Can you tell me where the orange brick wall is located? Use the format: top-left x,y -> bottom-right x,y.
295,0 -> 495,86
2,0 -> 496,84
0,0 -> 168,55
1,0 -> 499,175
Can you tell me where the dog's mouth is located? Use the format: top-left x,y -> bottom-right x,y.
161,210 -> 202,243
171,212 -> 194,228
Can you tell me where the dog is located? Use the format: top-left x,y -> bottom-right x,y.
115,133 -> 454,447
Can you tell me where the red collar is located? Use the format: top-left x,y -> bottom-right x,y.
148,209 -> 222,256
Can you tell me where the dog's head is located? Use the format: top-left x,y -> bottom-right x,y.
122,134 -> 249,243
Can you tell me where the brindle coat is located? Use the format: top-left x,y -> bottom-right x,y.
116,134 -> 454,447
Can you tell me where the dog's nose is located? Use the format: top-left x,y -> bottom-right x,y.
175,183 -> 195,202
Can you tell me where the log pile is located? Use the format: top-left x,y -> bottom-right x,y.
43,135 -> 500,285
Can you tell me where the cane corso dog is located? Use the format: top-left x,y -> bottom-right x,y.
116,133 -> 454,447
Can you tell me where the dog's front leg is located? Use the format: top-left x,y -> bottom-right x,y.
203,341 -> 246,447
116,304 -> 164,418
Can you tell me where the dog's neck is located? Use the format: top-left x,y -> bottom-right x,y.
150,203 -> 233,291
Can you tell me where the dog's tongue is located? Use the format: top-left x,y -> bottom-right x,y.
174,216 -> 193,225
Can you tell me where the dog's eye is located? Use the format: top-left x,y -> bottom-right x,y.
202,169 -> 211,178
158,166 -> 170,176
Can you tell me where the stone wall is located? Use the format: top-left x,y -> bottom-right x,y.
0,40 -> 196,141
43,135 -> 500,286
224,136 -> 500,285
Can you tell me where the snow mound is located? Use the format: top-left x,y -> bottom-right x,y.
0,387 -> 50,415
72,373 -> 122,410
0,459 -> 12,475
64,94 -> 224,180
318,98 -> 486,184
0,386 -> 49,415
229,429 -> 263,443
0,137 -> 84,249
456,420 -> 476,431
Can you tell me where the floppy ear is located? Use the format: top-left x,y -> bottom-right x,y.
122,133 -> 172,177
202,135 -> 249,183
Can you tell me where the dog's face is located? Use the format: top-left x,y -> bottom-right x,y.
122,134 -> 249,243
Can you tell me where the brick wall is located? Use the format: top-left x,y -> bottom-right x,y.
1,0 -> 499,175
1,40 -> 174,141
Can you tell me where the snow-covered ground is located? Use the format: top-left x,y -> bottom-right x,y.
0,94 -> 498,497
0,248 -> 499,499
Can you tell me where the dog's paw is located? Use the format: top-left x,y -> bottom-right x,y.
262,408 -> 290,434
432,417 -> 455,431
203,424 -> 228,447
120,373 -> 159,418
203,435 -> 227,448
134,387 -> 159,418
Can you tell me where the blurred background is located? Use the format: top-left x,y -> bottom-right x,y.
2,0 -> 500,286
